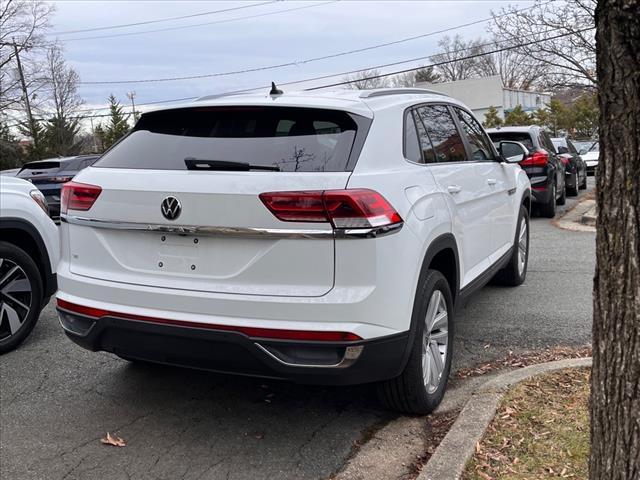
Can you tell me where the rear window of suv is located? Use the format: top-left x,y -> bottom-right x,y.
94,106 -> 362,172
487,132 -> 535,151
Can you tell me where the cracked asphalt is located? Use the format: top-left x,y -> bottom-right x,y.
0,180 -> 595,480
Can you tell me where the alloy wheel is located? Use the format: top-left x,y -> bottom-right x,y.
422,290 -> 449,394
518,217 -> 528,276
0,258 -> 33,342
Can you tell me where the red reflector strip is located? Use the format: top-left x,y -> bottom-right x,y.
56,299 -> 361,342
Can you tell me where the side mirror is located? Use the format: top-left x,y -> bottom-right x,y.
557,146 -> 569,154
499,141 -> 530,163
579,147 -> 588,155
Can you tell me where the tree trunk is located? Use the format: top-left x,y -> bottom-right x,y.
590,1 -> 640,479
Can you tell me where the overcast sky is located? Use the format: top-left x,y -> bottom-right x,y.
46,0 -> 534,114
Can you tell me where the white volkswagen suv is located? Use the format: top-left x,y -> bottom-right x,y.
56,88 -> 531,414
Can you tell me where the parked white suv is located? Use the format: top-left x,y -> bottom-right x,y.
56,88 -> 531,413
0,176 -> 59,353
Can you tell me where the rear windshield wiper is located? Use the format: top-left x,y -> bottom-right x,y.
184,157 -> 280,171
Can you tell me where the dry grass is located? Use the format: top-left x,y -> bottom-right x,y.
463,368 -> 590,480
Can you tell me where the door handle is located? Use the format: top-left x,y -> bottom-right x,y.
487,178 -> 497,185
447,185 -> 462,194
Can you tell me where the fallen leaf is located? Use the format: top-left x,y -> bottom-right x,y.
100,432 -> 126,447
254,431 -> 265,440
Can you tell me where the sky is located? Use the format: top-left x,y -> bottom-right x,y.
44,0 -> 535,116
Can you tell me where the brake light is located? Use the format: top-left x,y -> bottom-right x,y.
56,299 -> 361,342
60,181 -> 102,213
259,189 -> 402,228
520,150 -> 549,167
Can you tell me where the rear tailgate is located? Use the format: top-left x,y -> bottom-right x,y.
65,105 -> 368,297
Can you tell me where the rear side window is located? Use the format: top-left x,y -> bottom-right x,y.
487,132 -> 535,151
403,110 -> 422,163
414,105 -> 467,163
539,131 -> 557,154
95,107 -> 362,172
454,108 -> 496,161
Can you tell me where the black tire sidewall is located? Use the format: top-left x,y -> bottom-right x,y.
404,270 -> 455,413
0,241 -> 43,353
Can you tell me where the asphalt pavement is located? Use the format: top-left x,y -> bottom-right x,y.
0,180 -> 595,480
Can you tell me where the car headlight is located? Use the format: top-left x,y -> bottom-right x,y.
30,189 -> 49,215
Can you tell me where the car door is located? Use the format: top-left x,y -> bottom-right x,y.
451,107 -> 517,262
412,104 -> 494,288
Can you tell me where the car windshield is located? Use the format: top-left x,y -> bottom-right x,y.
589,141 -> 599,152
94,106 -> 361,172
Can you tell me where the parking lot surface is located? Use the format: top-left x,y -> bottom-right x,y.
1,184 -> 595,480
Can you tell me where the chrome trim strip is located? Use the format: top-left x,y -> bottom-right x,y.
254,343 -> 364,369
61,214 -> 403,239
61,214 -> 334,239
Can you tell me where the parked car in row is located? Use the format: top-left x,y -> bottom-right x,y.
55,88 -> 532,414
0,176 -> 59,353
551,137 -> 588,196
579,141 -> 600,174
487,126 -> 566,218
16,155 -> 100,220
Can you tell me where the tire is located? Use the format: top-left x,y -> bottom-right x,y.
0,241 -> 44,354
557,180 -> 566,205
579,171 -> 588,190
493,206 -> 529,286
377,270 -> 454,415
540,182 -> 557,218
568,174 -> 579,196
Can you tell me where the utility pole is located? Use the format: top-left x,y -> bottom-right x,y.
11,38 -> 39,153
126,91 -> 138,123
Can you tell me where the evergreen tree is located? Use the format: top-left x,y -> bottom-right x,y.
415,66 -> 441,84
102,94 -> 130,149
43,115 -> 82,156
19,120 -> 48,161
570,93 -> 598,139
503,105 -> 532,126
483,106 -> 503,128
544,99 -> 569,136
0,119 -> 24,170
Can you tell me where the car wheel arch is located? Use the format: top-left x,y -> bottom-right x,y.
394,234 -> 460,375
0,218 -> 55,299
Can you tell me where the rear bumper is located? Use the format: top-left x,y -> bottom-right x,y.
57,307 -> 409,385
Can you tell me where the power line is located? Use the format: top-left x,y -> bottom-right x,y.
51,1 -> 278,35
58,1 -> 338,42
5,26 -> 594,129
76,1 -> 554,85
305,27 -> 597,90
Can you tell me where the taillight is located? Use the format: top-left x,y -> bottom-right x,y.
520,150 -> 549,167
259,189 -> 402,228
61,181 -> 102,214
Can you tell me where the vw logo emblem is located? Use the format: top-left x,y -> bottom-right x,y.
161,196 -> 181,221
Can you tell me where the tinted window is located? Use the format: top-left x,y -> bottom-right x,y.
539,131 -> 556,153
95,107 -> 360,172
412,110 -> 437,163
454,108 -> 496,161
403,110 -> 422,163
487,132 -> 535,151
415,105 -> 466,163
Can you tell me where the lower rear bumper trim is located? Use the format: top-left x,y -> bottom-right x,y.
57,309 -> 409,385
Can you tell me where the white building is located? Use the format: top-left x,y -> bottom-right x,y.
416,75 -> 551,121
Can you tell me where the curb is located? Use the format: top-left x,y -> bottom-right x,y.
581,206 -> 597,226
417,357 -> 593,480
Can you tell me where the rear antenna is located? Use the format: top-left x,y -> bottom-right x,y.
269,81 -> 283,96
